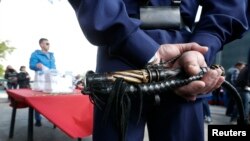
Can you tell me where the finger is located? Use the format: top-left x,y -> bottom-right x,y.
185,63 -> 203,76
204,76 -> 225,93
180,52 -> 207,75
210,68 -> 224,89
184,95 -> 197,101
178,94 -> 197,101
158,43 -> 208,62
201,69 -> 222,93
175,92 -> 197,101
158,44 -> 181,61
177,42 -> 208,55
175,80 -> 206,96
215,77 -> 225,89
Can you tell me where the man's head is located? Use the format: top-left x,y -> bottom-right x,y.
39,38 -> 50,52
235,61 -> 245,70
20,66 -> 26,71
75,74 -> 81,80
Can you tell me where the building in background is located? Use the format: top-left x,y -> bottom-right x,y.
214,31 -> 250,71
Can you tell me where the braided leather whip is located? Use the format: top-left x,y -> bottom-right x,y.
82,63 -> 247,141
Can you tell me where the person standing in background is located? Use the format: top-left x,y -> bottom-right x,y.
29,38 -> 56,127
4,65 -> 18,89
224,61 -> 245,123
29,38 -> 56,71
17,66 -> 30,89
73,74 -> 82,86
203,92 -> 212,123
235,49 -> 250,124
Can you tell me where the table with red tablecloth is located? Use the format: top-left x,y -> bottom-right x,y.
6,89 -> 93,141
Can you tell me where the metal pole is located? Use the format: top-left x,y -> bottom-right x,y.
9,107 -> 16,138
28,107 -> 34,141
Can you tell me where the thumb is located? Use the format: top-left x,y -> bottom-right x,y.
184,62 -> 201,76
178,42 -> 208,55
191,46 -> 208,55
179,51 -> 207,75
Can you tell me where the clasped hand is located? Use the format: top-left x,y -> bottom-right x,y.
153,42 -> 224,101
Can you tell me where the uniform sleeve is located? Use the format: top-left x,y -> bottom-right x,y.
29,52 -> 39,71
68,0 -> 159,68
189,0 -> 249,65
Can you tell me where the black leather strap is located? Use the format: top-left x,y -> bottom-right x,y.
172,0 -> 181,6
137,0 -> 182,29
139,0 -> 181,6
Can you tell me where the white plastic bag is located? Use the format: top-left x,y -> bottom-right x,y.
32,71 -> 45,91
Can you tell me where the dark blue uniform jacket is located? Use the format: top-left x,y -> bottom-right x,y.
69,0 -> 249,73
68,1 -> 249,141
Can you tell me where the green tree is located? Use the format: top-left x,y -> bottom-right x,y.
0,41 -> 15,77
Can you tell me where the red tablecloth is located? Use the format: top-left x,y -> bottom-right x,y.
6,89 -> 93,139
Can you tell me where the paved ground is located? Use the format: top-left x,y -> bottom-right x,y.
0,91 -> 232,141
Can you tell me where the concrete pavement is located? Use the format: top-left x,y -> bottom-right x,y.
0,91 -> 232,141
